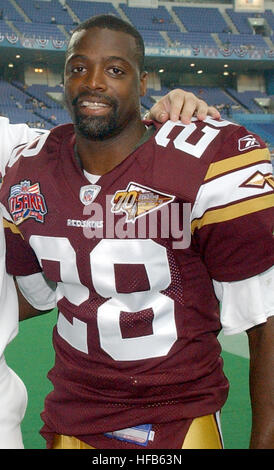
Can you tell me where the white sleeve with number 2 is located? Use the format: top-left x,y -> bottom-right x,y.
29,236 -> 177,361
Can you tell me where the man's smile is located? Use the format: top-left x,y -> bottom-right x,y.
73,95 -> 114,117
79,100 -> 111,116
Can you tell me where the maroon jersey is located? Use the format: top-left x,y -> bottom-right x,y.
1,118 -> 273,448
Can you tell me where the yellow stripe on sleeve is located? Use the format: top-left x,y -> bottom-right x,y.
191,193 -> 274,233
205,148 -> 271,181
3,218 -> 24,238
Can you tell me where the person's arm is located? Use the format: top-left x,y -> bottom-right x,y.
1,217 -> 56,321
190,121 -> 273,448
146,88 -> 221,125
15,272 -> 56,321
15,278 -> 53,321
0,116 -> 48,176
247,316 -> 274,449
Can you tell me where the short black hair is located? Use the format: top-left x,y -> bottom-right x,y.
68,14 -> 145,72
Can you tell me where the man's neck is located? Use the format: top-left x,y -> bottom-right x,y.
75,119 -> 146,176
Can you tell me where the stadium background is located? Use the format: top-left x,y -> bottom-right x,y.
1,0 -> 273,449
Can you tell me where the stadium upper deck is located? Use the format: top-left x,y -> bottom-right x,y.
0,0 -> 272,50
0,1 -> 273,152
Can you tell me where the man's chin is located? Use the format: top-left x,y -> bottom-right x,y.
75,116 -> 118,141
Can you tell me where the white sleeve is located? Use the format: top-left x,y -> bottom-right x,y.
213,266 -> 274,335
16,272 -> 56,311
0,117 -> 48,177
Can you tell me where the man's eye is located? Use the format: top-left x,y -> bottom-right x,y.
108,67 -> 124,76
71,66 -> 86,73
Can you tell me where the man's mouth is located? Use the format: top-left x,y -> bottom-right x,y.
71,94 -> 120,139
80,100 -> 110,110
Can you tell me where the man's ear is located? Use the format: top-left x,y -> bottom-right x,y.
140,71 -> 148,97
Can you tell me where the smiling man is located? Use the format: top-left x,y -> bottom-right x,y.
0,15 -> 273,450
0,59 -> 220,451
64,21 -> 146,143
64,18 -> 149,175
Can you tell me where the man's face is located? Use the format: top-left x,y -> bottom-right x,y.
64,27 -> 147,140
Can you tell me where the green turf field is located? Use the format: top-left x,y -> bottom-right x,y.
5,310 -> 251,450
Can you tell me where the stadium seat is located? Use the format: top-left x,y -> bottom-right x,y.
172,6 -> 228,33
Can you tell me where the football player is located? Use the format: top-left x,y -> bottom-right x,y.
0,92 -> 218,449
0,119 -> 57,448
0,15 -> 273,449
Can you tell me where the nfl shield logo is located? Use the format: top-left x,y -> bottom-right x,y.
79,184 -> 101,205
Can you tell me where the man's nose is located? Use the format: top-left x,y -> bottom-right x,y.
82,66 -> 107,91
